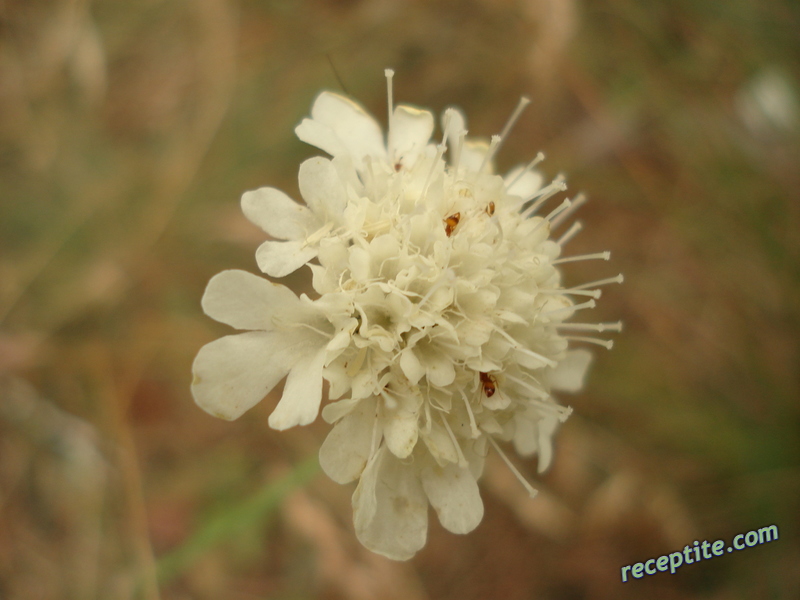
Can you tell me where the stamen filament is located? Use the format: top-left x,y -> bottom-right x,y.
385,68 -> 395,158
479,135 -> 501,173
572,273 -> 624,290
421,143 -> 447,199
518,176 -> 567,216
460,389 -> 480,438
488,436 -> 538,498
557,221 -> 583,246
441,414 -> 468,468
424,397 -> 432,434
284,321 -> 331,338
490,97 -> 531,161
441,108 -> 455,146
370,404 -> 381,458
555,321 -> 623,332
539,288 -> 602,299
506,151 -> 545,191
416,268 -> 455,309
552,251 -> 610,265
301,222 -> 335,247
499,97 -> 531,141
529,198 -> 573,235
541,299 -> 596,317
493,327 -> 558,368
504,374 -> 549,399
507,373 -> 573,420
451,129 -> 466,176
563,335 -> 614,349
551,193 -> 587,228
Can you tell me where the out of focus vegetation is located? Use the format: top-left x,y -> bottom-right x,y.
1,1 -> 798,599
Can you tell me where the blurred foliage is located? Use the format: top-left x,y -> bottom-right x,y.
1,0 -> 799,599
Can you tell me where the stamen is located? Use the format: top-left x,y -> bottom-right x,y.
504,374 -> 549,399
416,268 -> 455,309
551,193 -> 587,228
572,273 -> 624,290
385,69 -> 395,158
506,151 -> 545,191
557,221 -> 583,246
459,389 -> 480,438
479,135 -> 501,173
441,108 -> 456,146
441,414 -> 468,468
500,97 -> 532,139
493,327 -> 558,368
518,175 -> 567,216
284,321 -> 332,338
424,397 -> 432,434
507,372 -> 574,420
555,321 -> 623,332
541,298 -> 596,317
491,96 -> 531,161
451,129 -> 467,176
563,335 -> 614,350
539,288 -> 602,299
521,392 -> 573,421
301,222 -> 335,247
551,251 -> 610,265
529,198 -> 572,235
421,143 -> 447,199
487,436 -> 538,498
369,404 -> 381,458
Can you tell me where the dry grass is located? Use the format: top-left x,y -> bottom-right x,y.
1,0 -> 799,598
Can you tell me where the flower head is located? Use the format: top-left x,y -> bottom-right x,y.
192,70 -> 622,560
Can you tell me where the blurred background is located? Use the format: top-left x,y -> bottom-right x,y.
1,0 -> 799,598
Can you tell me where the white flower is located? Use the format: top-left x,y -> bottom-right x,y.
191,70 -> 622,560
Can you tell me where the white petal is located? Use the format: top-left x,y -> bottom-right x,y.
482,387 -> 511,411
319,398 -> 375,483
421,421 -> 458,466
399,349 -> 425,385
512,408 -> 538,457
268,345 -> 327,430
383,408 -> 419,459
201,269 -> 307,331
390,105 -> 434,166
298,157 -> 346,218
504,165 -> 543,199
421,462 -> 484,534
295,118 -> 349,159
324,360 -> 353,401
352,447 -> 428,561
425,353 -> 456,387
348,246 -> 371,282
464,439 -> 487,480
326,327 -> 353,355
536,413 -> 560,473
309,263 -> 337,295
240,187 -> 315,240
255,240 -> 318,278
444,108 -> 467,151
191,331 -> 292,421
460,139 -> 491,173
296,92 -> 386,164
550,349 -> 593,393
321,395 -> 362,423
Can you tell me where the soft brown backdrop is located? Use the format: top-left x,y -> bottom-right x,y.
1,0 -> 798,598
